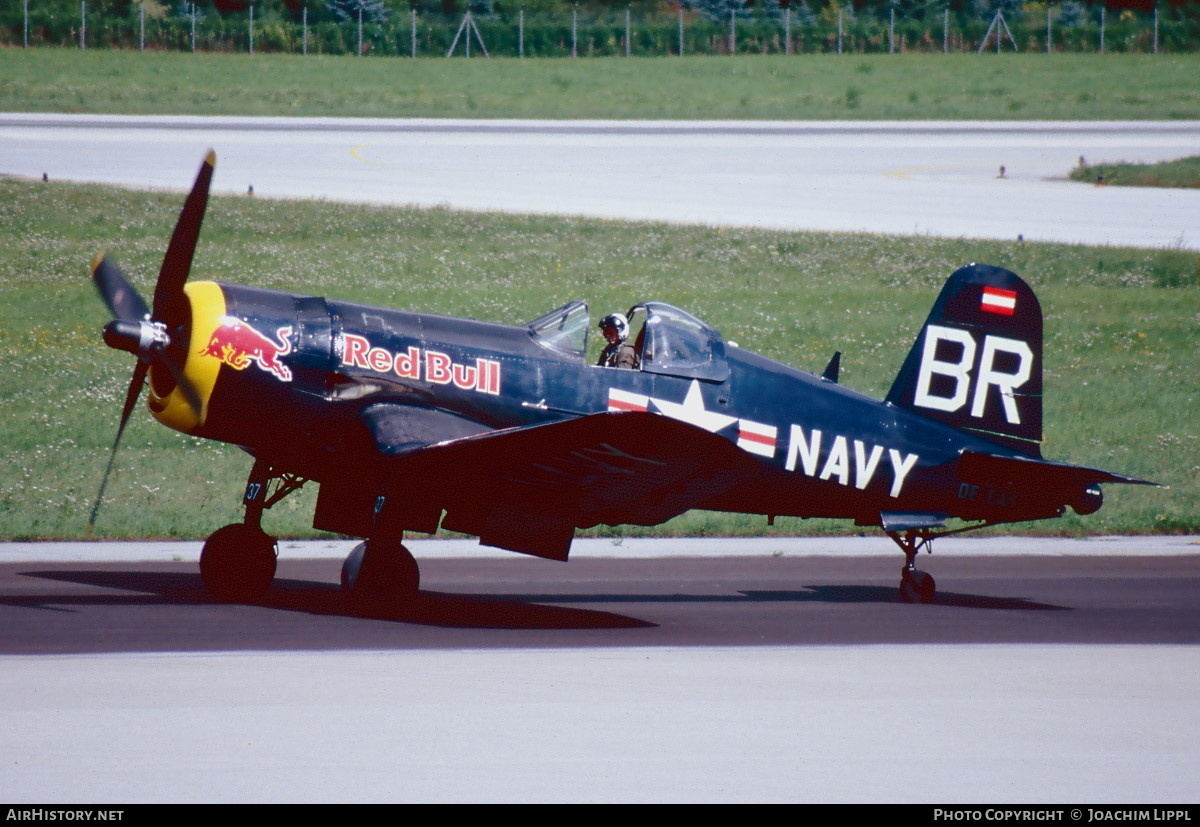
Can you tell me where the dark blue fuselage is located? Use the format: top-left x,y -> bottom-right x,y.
188,284 -> 1044,532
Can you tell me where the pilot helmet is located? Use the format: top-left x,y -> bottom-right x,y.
599,313 -> 629,341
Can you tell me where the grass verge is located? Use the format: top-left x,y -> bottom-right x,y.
0,177 -> 1195,540
1070,156 -> 1200,188
3,50 -> 1200,120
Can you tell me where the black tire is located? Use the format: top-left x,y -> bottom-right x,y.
199,523 -> 277,602
899,569 -> 936,604
342,540 -> 420,614
340,542 -> 367,593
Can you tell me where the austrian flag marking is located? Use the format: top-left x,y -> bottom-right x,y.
980,286 -> 1018,316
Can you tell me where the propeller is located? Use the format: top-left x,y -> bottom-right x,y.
88,151 -> 216,531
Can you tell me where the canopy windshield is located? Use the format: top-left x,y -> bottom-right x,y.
528,301 -> 589,359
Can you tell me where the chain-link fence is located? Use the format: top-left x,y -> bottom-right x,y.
3,2 -> 1196,55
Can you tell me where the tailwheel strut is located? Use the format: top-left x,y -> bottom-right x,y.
887,529 -> 937,604
199,458 -> 308,602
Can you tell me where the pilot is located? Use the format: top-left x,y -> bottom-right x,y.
597,313 -> 639,370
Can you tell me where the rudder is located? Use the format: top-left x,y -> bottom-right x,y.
886,264 -> 1043,456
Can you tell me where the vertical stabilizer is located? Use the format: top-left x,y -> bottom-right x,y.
886,264 -> 1043,456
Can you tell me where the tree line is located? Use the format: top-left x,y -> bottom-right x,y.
4,0 -> 1198,54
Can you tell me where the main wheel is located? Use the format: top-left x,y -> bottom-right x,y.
341,540 -> 420,614
200,523 -> 277,602
899,569 -> 936,604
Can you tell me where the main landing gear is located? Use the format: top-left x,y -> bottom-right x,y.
887,529 -> 937,604
199,459 -> 423,613
340,537 -> 420,614
199,459 -> 305,602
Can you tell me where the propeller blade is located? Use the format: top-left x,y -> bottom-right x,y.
89,150 -> 216,530
154,149 -> 216,325
150,348 -> 202,418
91,253 -> 149,324
88,360 -> 150,531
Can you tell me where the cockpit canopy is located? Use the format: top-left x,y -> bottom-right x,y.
528,300 -> 729,382
527,300 -> 590,358
629,302 -> 730,382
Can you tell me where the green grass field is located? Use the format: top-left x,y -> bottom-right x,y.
3,49 -> 1200,120
2,48 -> 1196,540
1070,156 -> 1200,188
1,177 -> 1195,540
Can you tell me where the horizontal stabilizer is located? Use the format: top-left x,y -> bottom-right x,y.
960,449 -> 1155,517
959,451 -> 1156,489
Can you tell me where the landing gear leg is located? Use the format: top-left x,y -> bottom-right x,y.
199,458 -> 306,602
887,529 -> 937,604
341,537 -> 420,615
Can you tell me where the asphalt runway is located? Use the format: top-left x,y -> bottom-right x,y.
3,552 -> 1200,654
3,541 -> 1199,802
2,115 -> 1199,249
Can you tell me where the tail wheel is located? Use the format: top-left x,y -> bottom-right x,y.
200,523 -> 277,602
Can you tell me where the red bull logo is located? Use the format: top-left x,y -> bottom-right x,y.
201,317 -> 294,382
341,333 -> 501,395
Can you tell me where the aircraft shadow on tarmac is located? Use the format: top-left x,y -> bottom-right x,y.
14,569 -> 654,630
13,569 -> 1068,630
501,586 -> 1067,611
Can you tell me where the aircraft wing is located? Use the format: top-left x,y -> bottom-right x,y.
376,410 -> 763,560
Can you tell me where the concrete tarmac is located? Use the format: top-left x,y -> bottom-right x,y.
3,115 -> 1198,249
2,539 -> 1198,802
5,644 -> 1197,803
3,540 -> 1200,653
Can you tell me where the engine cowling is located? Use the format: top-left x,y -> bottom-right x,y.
147,281 -> 228,434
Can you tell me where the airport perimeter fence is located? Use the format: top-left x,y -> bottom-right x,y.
3,2 -> 1199,56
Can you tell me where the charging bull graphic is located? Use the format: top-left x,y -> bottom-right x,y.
201,317 -> 294,382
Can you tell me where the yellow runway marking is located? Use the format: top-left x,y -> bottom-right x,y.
350,142 -> 388,169
885,161 -> 993,181
351,142 -> 456,180
886,158 -> 1063,181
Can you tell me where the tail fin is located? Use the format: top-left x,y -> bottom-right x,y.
886,264 -> 1043,456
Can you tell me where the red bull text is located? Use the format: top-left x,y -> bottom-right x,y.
341,333 -> 501,395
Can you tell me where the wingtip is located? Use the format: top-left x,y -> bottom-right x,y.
204,149 -> 217,168
90,250 -> 107,274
